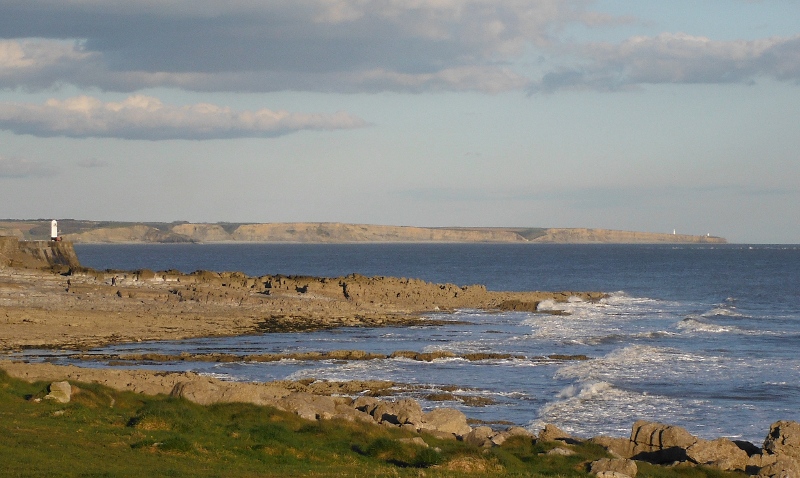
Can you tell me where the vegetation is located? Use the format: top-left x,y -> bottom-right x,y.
0,370 -> 746,477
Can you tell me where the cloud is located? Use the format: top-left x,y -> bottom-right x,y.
532,33 -> 800,92
2,3 -> 799,94
0,156 -> 58,178
0,1 -> 603,93
0,95 -> 368,140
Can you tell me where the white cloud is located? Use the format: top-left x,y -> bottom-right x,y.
0,156 -> 58,178
533,33 -> 800,91
0,95 -> 368,140
0,1 -> 602,93
1,3 -> 799,94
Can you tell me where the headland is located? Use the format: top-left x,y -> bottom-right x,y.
0,219 -> 727,244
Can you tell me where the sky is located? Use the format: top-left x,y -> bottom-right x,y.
1,1 -> 799,244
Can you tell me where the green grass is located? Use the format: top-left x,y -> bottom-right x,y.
0,370 -> 747,477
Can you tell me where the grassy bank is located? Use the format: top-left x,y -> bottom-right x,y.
0,370 -> 744,477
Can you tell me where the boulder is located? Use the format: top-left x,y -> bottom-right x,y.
370,398 -> 423,427
352,396 -> 381,415
545,447 -> 575,456
590,436 -> 635,459
764,421 -> 800,459
589,458 -> 638,477
418,408 -> 472,437
686,438 -> 748,471
539,423 -> 573,443
753,456 -> 800,478
170,378 -> 289,407
595,473 -> 635,478
45,381 -> 72,403
398,437 -> 429,448
748,452 -> 778,473
630,420 -> 697,449
628,420 -> 696,463
490,426 -> 534,446
463,426 -> 495,448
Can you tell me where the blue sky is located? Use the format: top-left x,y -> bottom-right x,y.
1,1 -> 798,243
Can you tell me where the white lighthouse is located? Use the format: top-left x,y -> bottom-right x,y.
50,220 -> 58,241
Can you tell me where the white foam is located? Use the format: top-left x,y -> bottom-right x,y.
703,307 -> 745,318
532,381 -> 689,439
555,345 -> 717,384
678,317 -> 736,334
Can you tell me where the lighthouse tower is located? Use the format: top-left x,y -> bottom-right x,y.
50,220 -> 58,241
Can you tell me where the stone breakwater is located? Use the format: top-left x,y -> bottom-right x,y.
2,360 -> 796,477
0,265 -> 604,350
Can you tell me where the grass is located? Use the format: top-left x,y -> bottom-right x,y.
0,370 -> 747,477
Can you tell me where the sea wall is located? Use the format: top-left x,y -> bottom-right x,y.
0,236 -> 81,269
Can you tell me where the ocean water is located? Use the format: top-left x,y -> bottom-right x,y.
31,243 -> 800,442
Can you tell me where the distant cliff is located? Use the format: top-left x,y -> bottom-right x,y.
0,220 -> 727,244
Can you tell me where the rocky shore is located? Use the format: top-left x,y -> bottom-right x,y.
1,247 -> 792,476
0,263 -> 604,351
2,359 -> 797,477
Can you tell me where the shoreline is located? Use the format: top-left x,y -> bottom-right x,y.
0,265 -> 604,351
2,265 -> 799,475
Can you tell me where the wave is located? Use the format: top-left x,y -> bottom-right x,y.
557,381 -> 615,400
678,317 -> 738,334
703,307 -> 745,318
531,380 -> 688,440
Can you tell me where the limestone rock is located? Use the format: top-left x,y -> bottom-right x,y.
170,378 -> 289,407
594,473 -> 634,478
764,421 -> 800,459
630,420 -> 697,449
545,447 -> 575,456
398,437 -> 429,448
686,438 -> 748,471
418,408 -> 472,437
370,398 -> 423,427
628,420 -> 696,463
753,456 -> 800,478
539,423 -> 573,443
590,436 -> 635,459
490,426 -> 534,446
463,426 -> 495,448
589,458 -> 637,477
748,452 -> 778,472
45,381 -> 72,403
352,396 -> 381,415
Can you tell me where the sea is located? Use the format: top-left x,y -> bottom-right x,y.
21,243 -> 800,443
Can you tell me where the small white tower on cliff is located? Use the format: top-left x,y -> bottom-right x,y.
50,220 -> 58,241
